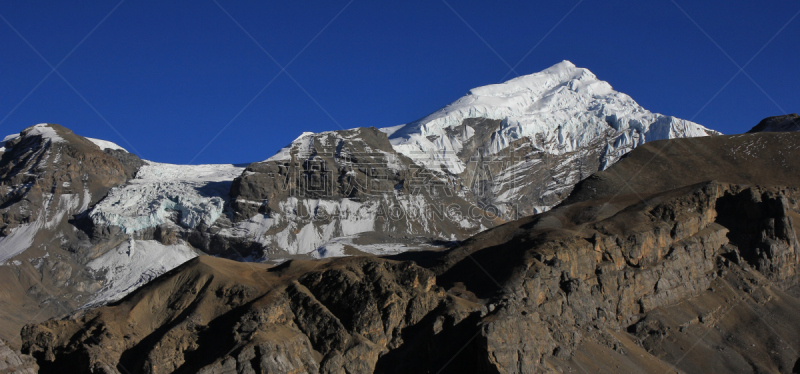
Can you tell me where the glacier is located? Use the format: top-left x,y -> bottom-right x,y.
89,162 -> 244,233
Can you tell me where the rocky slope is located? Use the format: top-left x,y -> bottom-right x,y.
0,124 -> 137,341
226,127 -> 498,257
20,130 -> 800,373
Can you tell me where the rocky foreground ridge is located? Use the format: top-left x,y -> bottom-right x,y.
18,129 -> 800,373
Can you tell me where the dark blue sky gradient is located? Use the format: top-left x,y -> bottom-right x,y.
1,1 -> 798,164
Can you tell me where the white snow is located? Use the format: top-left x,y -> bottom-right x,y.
83,239 -> 198,307
90,162 -> 245,233
379,124 -> 405,137
218,191 -> 465,257
222,196 -> 380,255
44,193 -> 82,229
86,137 -> 127,152
384,60 -> 718,174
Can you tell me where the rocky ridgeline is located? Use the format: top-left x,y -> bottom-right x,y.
747,113 -> 800,133
19,177 -> 800,373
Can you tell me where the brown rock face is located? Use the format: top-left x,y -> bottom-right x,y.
18,130 -> 800,373
225,126 -> 499,257
230,127 -> 404,220
21,256 -> 479,374
461,182 -> 800,372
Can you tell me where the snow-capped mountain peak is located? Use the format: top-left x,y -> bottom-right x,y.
466,60 -> 607,99
385,61 -> 717,174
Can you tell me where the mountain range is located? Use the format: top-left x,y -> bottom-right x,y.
5,62 -> 796,373
12,115 -> 800,374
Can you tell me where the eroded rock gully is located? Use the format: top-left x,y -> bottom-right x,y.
19,182 -> 800,373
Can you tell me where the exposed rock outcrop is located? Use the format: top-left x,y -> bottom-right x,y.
227,126 -> 499,257
0,124 -> 136,237
21,256 -> 480,374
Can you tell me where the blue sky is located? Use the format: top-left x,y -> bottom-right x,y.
1,1 -> 798,164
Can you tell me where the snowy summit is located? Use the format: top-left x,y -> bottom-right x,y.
385,60 -> 718,173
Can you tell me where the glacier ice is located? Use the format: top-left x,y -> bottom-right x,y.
90,162 -> 244,233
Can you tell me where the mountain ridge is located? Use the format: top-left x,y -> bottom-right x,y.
0,62 -> 720,351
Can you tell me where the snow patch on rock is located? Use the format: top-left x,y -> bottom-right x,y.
0,220 -> 42,264
0,192 -> 89,264
313,235 -> 419,258
264,132 -> 317,162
